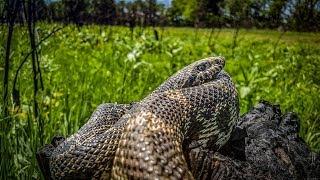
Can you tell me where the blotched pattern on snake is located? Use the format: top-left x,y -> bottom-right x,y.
50,56 -> 239,179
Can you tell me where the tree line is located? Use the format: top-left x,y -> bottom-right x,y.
1,0 -> 320,31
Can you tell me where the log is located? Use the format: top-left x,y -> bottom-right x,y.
188,101 -> 320,179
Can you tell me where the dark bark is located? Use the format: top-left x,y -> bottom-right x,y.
188,101 -> 320,179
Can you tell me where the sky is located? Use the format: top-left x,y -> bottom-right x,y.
157,0 -> 171,7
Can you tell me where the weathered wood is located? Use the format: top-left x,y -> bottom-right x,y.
188,101 -> 320,179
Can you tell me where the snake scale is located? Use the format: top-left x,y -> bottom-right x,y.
49,56 -> 239,179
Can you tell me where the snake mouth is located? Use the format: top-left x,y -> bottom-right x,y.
182,57 -> 225,87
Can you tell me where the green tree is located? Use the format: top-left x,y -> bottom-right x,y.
35,0 -> 48,20
223,0 -> 272,28
144,0 -> 157,26
224,0 -> 252,27
62,0 -> 88,24
47,1 -> 65,21
116,0 -> 127,25
290,0 -> 320,31
0,0 -> 6,23
169,0 -> 223,26
91,0 -> 116,24
268,0 -> 288,28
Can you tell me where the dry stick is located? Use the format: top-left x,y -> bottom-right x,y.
1,0 -> 19,178
272,30 -> 286,60
12,27 -> 63,98
208,27 -> 215,46
232,27 -> 240,57
194,25 -> 199,42
214,26 -> 222,40
2,0 -> 19,119
35,43 -> 44,90
23,0 -> 44,144
2,18 -> 14,118
208,27 -> 222,47
28,0 -> 39,136
34,25 -> 44,90
231,16 -> 241,57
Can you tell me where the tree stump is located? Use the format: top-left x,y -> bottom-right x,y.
188,101 -> 320,179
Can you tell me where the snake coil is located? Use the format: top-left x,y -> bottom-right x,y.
49,57 -> 239,179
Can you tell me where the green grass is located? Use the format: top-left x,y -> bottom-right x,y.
1,24 -> 319,179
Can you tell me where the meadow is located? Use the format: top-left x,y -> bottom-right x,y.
1,24 -> 319,179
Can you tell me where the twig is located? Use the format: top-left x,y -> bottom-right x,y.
208,27 -> 215,46
272,30 -> 286,60
231,27 -> 239,57
12,27 -> 63,94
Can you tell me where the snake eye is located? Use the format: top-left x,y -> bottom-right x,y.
196,62 -> 210,71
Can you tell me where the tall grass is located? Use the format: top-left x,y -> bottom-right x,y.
0,24 -> 319,179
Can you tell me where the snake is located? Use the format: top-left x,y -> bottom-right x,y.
49,56 -> 239,179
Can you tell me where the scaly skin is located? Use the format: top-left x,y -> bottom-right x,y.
49,57 -> 239,179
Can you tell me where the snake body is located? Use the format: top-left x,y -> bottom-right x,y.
50,57 -> 239,179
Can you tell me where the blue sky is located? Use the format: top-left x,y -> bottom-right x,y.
156,0 -> 171,7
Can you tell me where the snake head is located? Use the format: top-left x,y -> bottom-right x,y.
152,56 -> 225,94
182,56 -> 225,87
